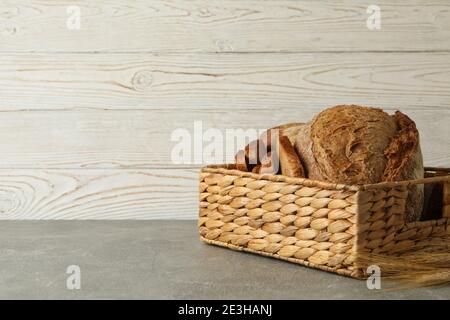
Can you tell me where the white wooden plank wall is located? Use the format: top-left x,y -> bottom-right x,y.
0,1 -> 449,219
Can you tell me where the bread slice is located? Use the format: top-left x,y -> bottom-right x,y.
279,135 -> 305,178
235,149 -> 249,172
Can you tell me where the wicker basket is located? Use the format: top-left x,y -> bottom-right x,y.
199,165 -> 450,279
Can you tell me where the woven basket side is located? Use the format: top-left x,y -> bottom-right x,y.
356,186 -> 408,253
200,166 -> 450,279
443,182 -> 450,218
199,168 -> 361,278
355,183 -> 450,277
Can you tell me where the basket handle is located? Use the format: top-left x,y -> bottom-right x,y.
425,167 -> 450,174
424,167 -> 450,218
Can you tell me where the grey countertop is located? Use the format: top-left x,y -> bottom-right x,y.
0,220 -> 448,300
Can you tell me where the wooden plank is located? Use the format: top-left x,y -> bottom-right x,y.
1,0 -> 450,52
0,168 -> 198,219
0,108 -> 447,169
1,52 -> 450,110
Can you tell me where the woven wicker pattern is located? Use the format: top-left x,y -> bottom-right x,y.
444,182 -> 450,218
357,188 -> 449,254
199,165 -> 450,279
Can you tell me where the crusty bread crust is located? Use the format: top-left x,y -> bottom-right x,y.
295,105 -> 424,221
309,105 -> 397,184
382,111 -> 424,221
383,111 -> 421,181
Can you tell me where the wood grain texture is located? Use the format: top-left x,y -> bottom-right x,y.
1,0 -> 450,53
1,1 -> 450,219
0,168 -> 198,219
1,53 -> 450,110
0,108 -> 448,169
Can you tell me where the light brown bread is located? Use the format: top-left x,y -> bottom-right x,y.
295,105 -> 424,221
279,135 -> 305,178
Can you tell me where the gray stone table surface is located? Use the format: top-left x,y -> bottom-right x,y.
0,220 -> 448,299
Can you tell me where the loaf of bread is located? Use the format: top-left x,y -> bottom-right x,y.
294,105 -> 424,221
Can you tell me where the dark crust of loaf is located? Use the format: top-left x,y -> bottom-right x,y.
382,111 -> 420,181
279,135 -> 305,178
382,111 -> 424,221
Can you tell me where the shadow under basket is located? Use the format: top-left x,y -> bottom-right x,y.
199,165 -> 450,279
